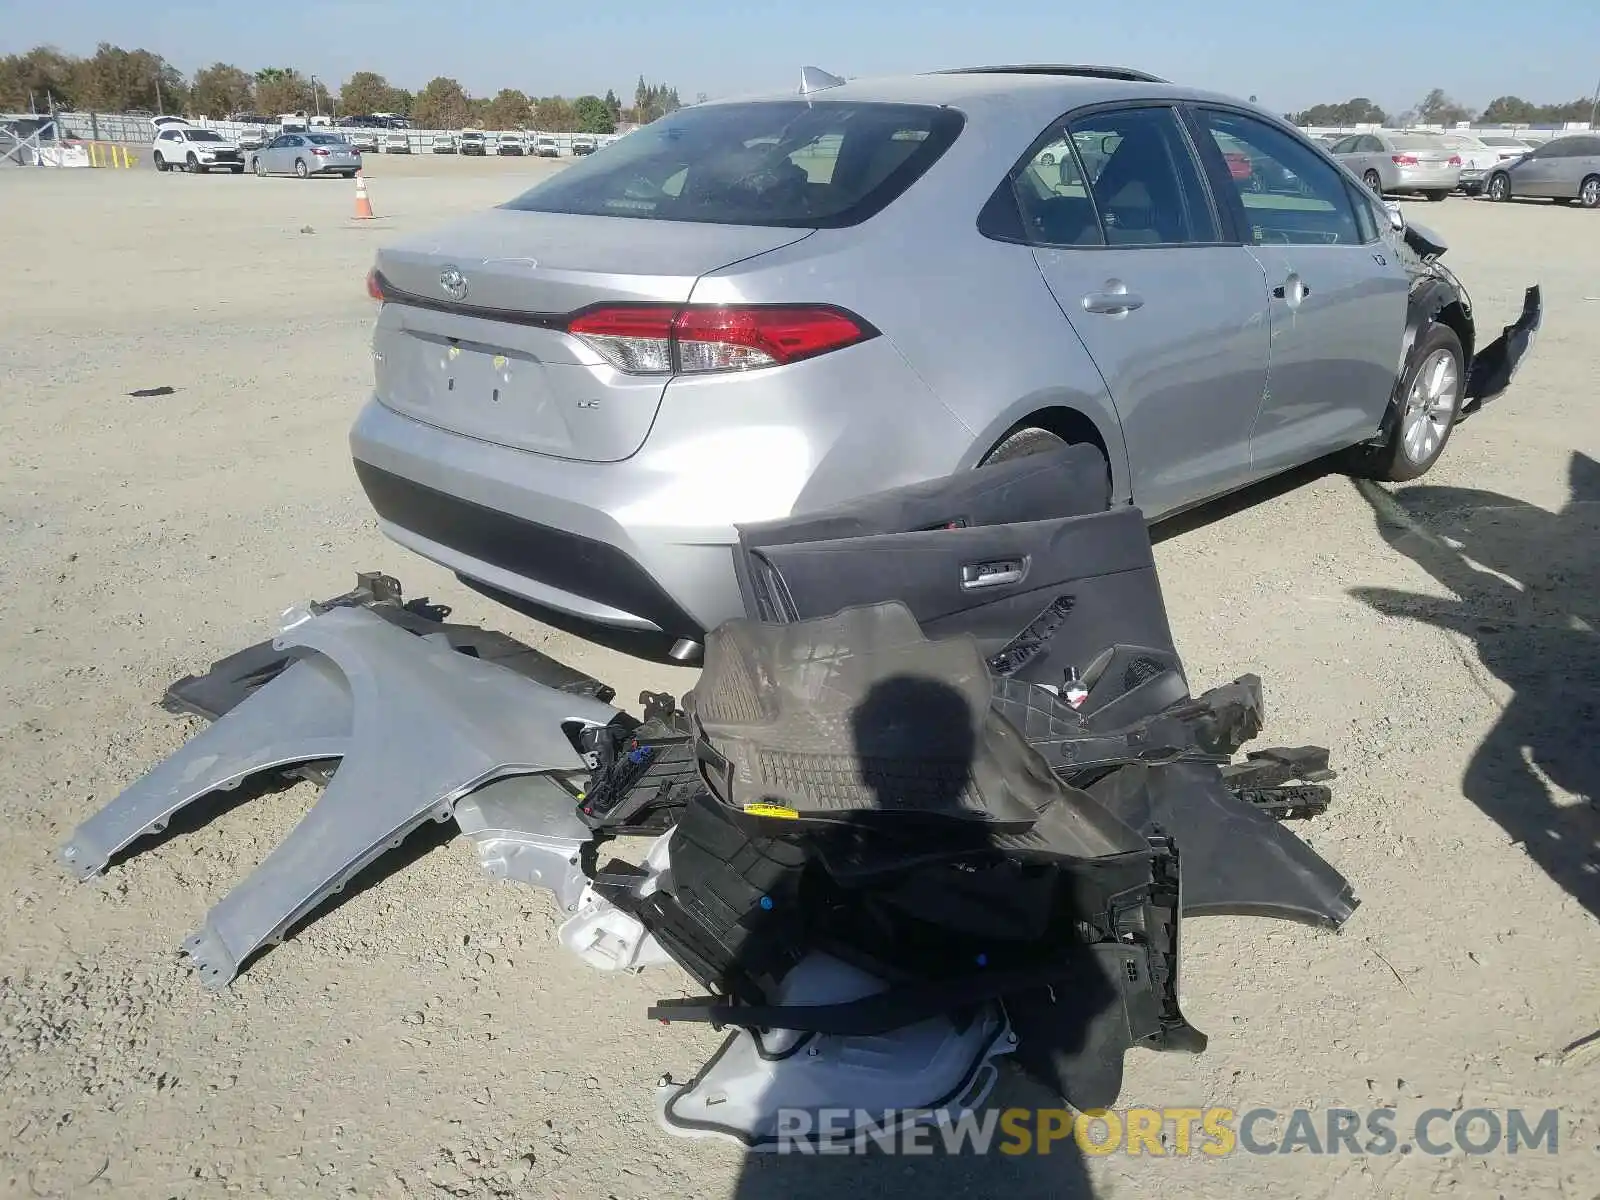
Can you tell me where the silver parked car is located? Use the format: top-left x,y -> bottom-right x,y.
351,66 -> 1540,647
1483,134 -> 1600,207
251,132 -> 362,178
1327,131 -> 1461,200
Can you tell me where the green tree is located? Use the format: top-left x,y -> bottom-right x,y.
189,62 -> 254,116
411,76 -> 472,129
73,43 -> 187,113
338,70 -> 396,115
1414,87 -> 1473,126
629,76 -> 680,123
0,46 -> 80,110
484,87 -> 531,129
571,94 -> 615,134
1291,97 -> 1388,126
533,95 -> 575,131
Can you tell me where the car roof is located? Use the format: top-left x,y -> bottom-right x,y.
710,66 -> 1210,111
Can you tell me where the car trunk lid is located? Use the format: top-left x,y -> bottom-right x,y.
371,209 -> 811,462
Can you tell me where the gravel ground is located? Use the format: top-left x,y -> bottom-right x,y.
1,155 -> 1595,1199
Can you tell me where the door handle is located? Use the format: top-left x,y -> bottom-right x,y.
1081,291 -> 1146,315
1272,279 -> 1311,301
962,559 -> 1026,590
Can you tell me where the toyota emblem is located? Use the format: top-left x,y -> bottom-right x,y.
439,266 -> 468,302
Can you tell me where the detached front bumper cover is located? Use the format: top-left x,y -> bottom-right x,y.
1463,284 -> 1542,414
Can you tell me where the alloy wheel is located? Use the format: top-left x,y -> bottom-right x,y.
1401,349 -> 1459,465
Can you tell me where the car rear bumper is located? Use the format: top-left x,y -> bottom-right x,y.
348,339 -> 970,636
1393,166 -> 1462,191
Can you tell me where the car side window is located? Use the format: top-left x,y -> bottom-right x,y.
1358,135 -> 1385,153
1061,106 -> 1220,245
1329,136 -> 1358,155
1007,134 -> 1106,247
1194,109 -> 1365,246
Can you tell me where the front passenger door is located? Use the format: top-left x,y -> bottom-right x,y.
1190,109 -> 1409,475
1022,105 -> 1270,518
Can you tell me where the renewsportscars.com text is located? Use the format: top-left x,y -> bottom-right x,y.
773,1106 -> 1561,1156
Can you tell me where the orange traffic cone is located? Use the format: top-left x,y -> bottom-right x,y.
353,171 -> 375,220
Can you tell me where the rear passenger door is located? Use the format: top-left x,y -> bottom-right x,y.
1021,104 -> 1270,518
1188,108 -> 1409,472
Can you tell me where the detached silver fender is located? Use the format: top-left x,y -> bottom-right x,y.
58,604 -> 617,989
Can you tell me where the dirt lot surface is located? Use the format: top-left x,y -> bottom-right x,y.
1,154 -> 1596,1199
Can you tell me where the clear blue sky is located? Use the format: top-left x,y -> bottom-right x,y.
2,0 -> 1596,115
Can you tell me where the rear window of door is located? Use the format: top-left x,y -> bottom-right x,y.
1193,110 -> 1366,246
502,100 -> 964,228
1006,106 -> 1220,247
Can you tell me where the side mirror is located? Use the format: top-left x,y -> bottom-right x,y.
1385,202 -> 1405,232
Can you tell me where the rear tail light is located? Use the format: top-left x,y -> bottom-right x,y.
365,268 -> 383,301
566,304 -> 875,375
1448,154 -> 1462,166
311,147 -> 330,156
1392,154 -> 1419,166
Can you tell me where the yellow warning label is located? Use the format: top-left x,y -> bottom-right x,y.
743,802 -> 800,820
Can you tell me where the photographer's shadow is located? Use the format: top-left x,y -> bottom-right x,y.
1349,453 -> 1600,916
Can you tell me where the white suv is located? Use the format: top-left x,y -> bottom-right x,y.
152,124 -> 245,174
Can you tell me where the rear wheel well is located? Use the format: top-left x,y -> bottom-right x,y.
993,407 -> 1108,463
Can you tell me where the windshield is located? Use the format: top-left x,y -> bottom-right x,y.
1439,134 -> 1483,149
503,100 -> 963,228
1480,136 -> 1526,147
187,130 -> 224,142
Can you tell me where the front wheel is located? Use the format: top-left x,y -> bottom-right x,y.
186,153 -> 202,174
1487,173 -> 1511,202
231,165 -> 244,175
1580,175 -> 1600,209
1347,323 -> 1465,483
253,157 -> 266,176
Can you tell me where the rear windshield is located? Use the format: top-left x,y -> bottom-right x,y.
1479,136 -> 1526,147
1388,135 -> 1445,150
308,134 -> 346,145
502,100 -> 965,228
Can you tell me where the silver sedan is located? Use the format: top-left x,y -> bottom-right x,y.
1328,131 -> 1461,200
250,132 -> 363,179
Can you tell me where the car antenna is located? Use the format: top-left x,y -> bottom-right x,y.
799,66 -> 846,100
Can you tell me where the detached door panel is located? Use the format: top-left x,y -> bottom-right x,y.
737,505 -> 1175,687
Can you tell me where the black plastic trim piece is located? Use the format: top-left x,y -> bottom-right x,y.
352,460 -> 710,640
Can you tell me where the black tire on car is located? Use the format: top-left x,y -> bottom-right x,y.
1425,190 -> 1449,202
154,153 -> 168,172
979,424 -> 1114,500
254,157 -> 266,176
1581,175 -> 1600,209
231,165 -> 244,174
1363,169 -> 1382,193
187,153 -> 203,174
294,158 -> 308,178
1347,322 -> 1466,483
1487,173 -> 1511,202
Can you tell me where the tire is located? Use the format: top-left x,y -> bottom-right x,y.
1487,173 -> 1511,202
1347,323 -> 1465,483
231,165 -> 244,175
253,157 -> 266,177
981,426 -> 1070,466
1363,169 -> 1382,194
294,158 -> 308,178
1581,175 -> 1600,209
186,153 -> 202,174
154,152 -> 168,172
1425,190 -> 1449,202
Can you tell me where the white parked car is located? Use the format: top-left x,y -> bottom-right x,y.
432,132 -> 458,154
151,123 -> 245,174
384,130 -> 412,154
496,132 -> 526,156
533,135 -> 560,158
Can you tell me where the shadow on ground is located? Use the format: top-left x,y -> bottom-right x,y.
1349,452 -> 1600,917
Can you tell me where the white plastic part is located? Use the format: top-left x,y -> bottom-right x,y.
655,953 -> 1015,1149
557,830 -> 674,971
